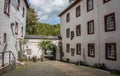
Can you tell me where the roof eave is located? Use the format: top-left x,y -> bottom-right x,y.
58,0 -> 81,17
24,35 -> 62,40
24,0 -> 29,8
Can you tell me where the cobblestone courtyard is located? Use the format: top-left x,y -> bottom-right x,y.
2,61 -> 119,76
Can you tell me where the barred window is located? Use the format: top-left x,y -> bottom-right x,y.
106,43 -> 116,61
87,0 -> 93,12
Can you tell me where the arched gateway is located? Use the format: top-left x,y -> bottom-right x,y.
24,35 -> 62,61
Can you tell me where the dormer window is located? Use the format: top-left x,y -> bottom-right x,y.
4,0 -> 10,16
87,0 -> 93,12
17,0 -> 20,10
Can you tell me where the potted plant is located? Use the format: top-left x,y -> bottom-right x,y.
32,56 -> 37,62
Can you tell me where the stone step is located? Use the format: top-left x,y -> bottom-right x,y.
0,64 -> 14,76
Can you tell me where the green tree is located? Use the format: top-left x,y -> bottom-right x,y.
26,7 -> 60,36
37,23 -> 60,36
26,7 -> 39,35
38,40 -> 55,55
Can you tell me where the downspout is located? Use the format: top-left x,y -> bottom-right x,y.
97,0 -> 101,64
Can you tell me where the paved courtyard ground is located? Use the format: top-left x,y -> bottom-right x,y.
2,61 -> 119,76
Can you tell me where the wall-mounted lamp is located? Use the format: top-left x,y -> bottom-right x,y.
11,22 -> 14,26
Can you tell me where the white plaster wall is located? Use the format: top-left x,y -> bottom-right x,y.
61,0 -> 99,64
97,0 -> 120,70
24,39 -> 42,59
60,0 -> 120,70
0,0 -> 28,64
24,39 -> 61,60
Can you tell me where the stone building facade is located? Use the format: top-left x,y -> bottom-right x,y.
59,0 -> 120,70
0,0 -> 29,66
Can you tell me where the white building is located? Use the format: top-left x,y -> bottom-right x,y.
0,0 -> 29,66
24,35 -> 62,61
59,0 -> 120,70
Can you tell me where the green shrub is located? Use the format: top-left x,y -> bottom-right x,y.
32,56 -> 37,62
76,61 -> 88,66
76,61 -> 79,65
80,61 -> 85,65
111,70 -> 120,75
20,55 -> 27,61
93,63 -> 106,69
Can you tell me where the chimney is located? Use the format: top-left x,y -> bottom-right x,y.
69,0 -> 75,4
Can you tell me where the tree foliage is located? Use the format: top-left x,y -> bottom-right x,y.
37,23 -> 60,36
26,7 -> 60,36
38,40 -> 55,51
26,7 -> 39,35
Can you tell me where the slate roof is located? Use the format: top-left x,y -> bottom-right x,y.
25,35 -> 62,40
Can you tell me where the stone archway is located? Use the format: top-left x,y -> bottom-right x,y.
44,46 -> 57,60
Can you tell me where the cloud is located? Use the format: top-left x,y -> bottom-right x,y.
28,0 -> 69,24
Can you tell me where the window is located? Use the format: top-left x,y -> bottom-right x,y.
106,43 -> 116,60
87,0 -> 93,12
66,13 -> 70,22
66,44 -> 70,53
88,20 -> 94,34
4,0 -> 10,16
26,45 -> 28,48
76,43 -> 81,55
21,27 -> 23,37
76,5 -> 80,17
76,25 -> 81,36
88,43 -> 95,57
22,7 -> 25,17
105,13 -> 116,32
71,48 -> 75,56
3,33 -> 7,43
66,28 -> 70,38
17,0 -> 20,10
103,0 -> 111,3
71,31 -> 74,40
15,22 -> 18,35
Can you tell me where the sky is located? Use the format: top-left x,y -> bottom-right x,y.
28,0 -> 69,24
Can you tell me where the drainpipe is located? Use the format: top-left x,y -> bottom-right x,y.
97,0 -> 101,64
2,52 -> 4,67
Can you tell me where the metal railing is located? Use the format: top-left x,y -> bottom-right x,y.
0,51 -> 16,67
